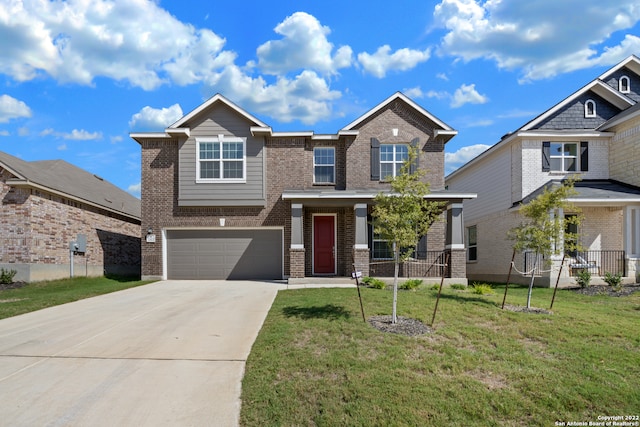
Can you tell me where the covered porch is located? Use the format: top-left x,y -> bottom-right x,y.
282,189 -> 476,284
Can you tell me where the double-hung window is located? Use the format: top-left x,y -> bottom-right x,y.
550,142 -> 578,172
197,136 -> 246,183
380,144 -> 408,180
313,147 -> 335,184
372,230 -> 394,260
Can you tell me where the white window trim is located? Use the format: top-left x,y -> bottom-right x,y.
550,142 -> 580,173
584,99 -> 596,118
196,135 -> 247,183
380,143 -> 408,181
313,147 -> 335,184
619,75 -> 630,93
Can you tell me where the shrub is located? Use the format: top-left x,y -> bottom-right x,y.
603,272 -> 623,291
450,284 -> 466,290
0,268 -> 17,285
471,282 -> 494,295
399,279 -> 423,291
361,276 -> 386,289
575,269 -> 591,288
429,283 -> 440,291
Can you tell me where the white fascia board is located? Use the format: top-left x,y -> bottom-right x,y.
282,192 -> 477,200
165,127 -> 190,137
129,132 -> 172,143
522,81 -> 634,131
250,126 -> 272,136
517,130 -> 615,138
435,129 -> 458,137
341,92 -> 455,131
169,93 -> 269,129
568,198 -> 640,206
598,55 -> 640,79
271,131 -> 314,138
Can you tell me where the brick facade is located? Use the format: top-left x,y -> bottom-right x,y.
0,168 -> 140,282
137,93 -> 470,282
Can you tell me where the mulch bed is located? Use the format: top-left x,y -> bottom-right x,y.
368,315 -> 432,336
0,282 -> 27,292
568,284 -> 640,297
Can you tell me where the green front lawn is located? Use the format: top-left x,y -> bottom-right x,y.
0,276 -> 153,319
241,284 -> 640,426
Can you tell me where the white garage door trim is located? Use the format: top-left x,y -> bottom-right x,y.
162,227 -> 284,280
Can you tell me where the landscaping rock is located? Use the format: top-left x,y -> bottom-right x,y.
0,282 -> 27,292
569,284 -> 640,297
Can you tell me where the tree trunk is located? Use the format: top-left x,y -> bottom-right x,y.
392,247 -> 399,324
527,252 -> 538,309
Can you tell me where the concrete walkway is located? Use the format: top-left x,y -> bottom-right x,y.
0,280 -> 291,427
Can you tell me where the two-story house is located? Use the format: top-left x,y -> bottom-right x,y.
131,92 -> 476,283
446,55 -> 640,287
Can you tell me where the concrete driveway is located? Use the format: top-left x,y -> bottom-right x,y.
0,280 -> 283,427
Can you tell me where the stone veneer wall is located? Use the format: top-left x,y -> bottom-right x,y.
0,168 -> 140,282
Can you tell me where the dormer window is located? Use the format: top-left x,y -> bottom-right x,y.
619,75 -> 630,93
584,99 -> 596,118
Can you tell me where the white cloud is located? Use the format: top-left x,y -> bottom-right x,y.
110,135 -> 123,143
256,12 -> 353,75
129,104 -> 184,131
451,83 -> 488,108
204,66 -> 341,124
403,86 -> 449,101
433,0 -> 640,81
128,182 -> 141,197
0,130 -> 10,136
0,94 -> 32,123
358,45 -> 431,78
0,0 -> 230,90
64,129 -> 102,140
57,143 -> 67,150
39,127 -> 102,140
445,143 -> 491,174
18,127 -> 29,136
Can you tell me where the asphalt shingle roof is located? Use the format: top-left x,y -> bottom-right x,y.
0,151 -> 140,220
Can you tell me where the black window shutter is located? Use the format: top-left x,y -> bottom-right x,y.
580,141 -> 589,172
542,141 -> 550,172
370,138 -> 380,181
410,138 -> 420,174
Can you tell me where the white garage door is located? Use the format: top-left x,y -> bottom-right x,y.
166,229 -> 283,280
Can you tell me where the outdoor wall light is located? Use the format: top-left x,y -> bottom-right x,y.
147,227 -> 153,235
219,218 -> 226,227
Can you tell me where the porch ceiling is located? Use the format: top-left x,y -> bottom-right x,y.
281,189 -> 476,207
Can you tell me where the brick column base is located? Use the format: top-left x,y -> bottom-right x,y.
447,249 -> 466,279
289,248 -> 305,278
352,247 -> 370,277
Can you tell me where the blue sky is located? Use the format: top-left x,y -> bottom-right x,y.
1,0 -> 640,198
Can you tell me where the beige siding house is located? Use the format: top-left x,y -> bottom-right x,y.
446,55 -> 640,287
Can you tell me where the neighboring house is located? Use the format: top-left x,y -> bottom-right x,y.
131,92 -> 476,283
446,55 -> 640,287
0,151 -> 141,282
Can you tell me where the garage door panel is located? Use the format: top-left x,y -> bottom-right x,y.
166,229 -> 282,280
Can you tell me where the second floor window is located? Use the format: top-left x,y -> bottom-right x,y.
197,136 -> 245,182
619,75 -> 630,93
380,144 -> 408,180
313,147 -> 335,184
550,142 -> 578,172
584,99 -> 596,118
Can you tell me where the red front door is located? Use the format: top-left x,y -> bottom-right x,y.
313,215 -> 335,274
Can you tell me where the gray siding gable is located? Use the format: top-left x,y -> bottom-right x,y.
535,92 -> 621,130
602,67 -> 640,103
178,103 -> 266,207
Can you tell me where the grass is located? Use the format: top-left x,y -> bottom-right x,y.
0,276 -> 152,319
240,284 -> 640,426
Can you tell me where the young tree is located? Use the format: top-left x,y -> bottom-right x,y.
508,178 -> 581,308
372,147 -> 442,323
